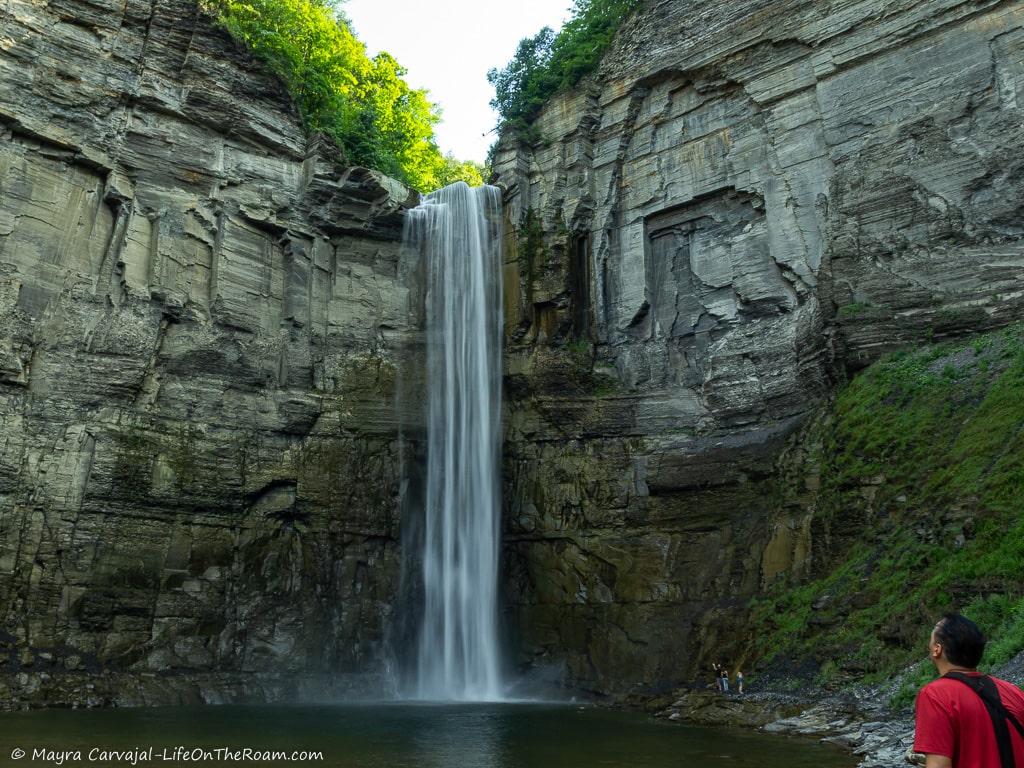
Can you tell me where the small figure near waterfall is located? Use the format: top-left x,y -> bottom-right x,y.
712,663 -> 744,694
911,614 -> 1024,768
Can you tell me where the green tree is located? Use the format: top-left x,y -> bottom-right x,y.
487,27 -> 556,131
437,155 -> 487,187
203,0 -> 478,192
487,0 -> 637,131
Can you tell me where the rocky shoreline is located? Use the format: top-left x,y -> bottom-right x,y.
650,650 -> 1024,768
652,687 -> 912,767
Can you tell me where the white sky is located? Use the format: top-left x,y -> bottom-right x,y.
342,0 -> 572,163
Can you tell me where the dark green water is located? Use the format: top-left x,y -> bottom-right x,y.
0,703 -> 854,767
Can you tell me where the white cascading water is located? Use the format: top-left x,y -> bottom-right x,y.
404,181 -> 504,701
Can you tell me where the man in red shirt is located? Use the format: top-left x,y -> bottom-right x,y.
914,614 -> 1024,768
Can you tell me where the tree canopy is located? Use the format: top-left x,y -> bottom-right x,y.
204,0 -> 482,191
487,0 -> 636,133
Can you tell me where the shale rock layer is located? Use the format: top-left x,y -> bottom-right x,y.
493,0 -> 1024,696
0,0 -> 419,705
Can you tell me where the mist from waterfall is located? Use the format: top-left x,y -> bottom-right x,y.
404,182 -> 504,701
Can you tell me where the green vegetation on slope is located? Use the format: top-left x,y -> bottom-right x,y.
203,0 -> 484,191
487,0 -> 637,133
750,323 -> 1024,705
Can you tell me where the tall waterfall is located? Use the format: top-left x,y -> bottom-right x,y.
404,182 -> 504,701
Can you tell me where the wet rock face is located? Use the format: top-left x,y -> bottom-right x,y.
0,0 -> 420,704
494,0 -> 1024,696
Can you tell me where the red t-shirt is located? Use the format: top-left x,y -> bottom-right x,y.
914,673 -> 1024,767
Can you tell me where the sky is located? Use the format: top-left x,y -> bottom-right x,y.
342,0 -> 572,163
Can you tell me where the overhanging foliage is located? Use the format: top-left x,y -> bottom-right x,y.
203,0 -> 484,191
487,0 -> 637,133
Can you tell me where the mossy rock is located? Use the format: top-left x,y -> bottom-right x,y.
749,322 -> 1024,701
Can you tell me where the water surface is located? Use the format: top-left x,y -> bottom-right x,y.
0,703 -> 854,767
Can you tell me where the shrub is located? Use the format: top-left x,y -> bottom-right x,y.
203,0 -> 481,190
487,0 -> 637,133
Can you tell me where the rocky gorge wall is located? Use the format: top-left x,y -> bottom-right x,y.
0,0 -> 421,706
492,0 -> 1024,698
3,0 -> 1023,713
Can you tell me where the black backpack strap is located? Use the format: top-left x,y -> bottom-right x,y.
946,673 -> 1024,740
945,672 -> 1024,768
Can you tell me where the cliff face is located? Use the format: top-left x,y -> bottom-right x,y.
3,0 -> 1022,710
493,0 -> 1024,697
0,0 -> 420,705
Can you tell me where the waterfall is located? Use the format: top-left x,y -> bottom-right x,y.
404,181 -> 504,701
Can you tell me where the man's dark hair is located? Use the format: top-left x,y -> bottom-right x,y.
935,613 -> 986,668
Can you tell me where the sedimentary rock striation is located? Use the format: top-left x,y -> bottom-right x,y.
3,0 -> 1023,709
0,0 -> 420,705
492,0 -> 1024,697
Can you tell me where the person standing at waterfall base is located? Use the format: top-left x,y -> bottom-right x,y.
913,614 -> 1024,768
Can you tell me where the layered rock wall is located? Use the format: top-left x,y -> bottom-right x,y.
4,0 -> 1023,709
493,0 -> 1024,697
0,0 -> 420,705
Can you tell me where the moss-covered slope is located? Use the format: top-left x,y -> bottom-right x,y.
751,323 -> 1024,703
